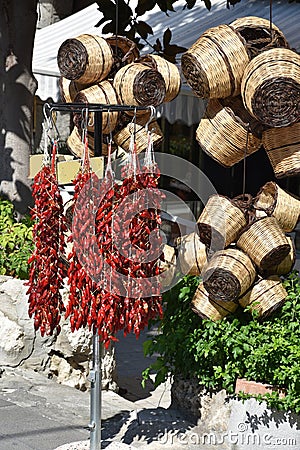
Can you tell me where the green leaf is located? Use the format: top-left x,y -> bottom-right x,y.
136,21 -> 153,39
163,28 -> 172,47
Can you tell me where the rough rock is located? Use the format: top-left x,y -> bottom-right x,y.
171,376 -> 232,433
0,276 -> 117,391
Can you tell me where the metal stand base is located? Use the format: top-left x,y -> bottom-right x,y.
89,334 -> 102,450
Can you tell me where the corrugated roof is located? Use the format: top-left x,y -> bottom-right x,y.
33,0 -> 300,106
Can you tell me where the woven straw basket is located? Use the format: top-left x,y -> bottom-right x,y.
181,24 -> 250,98
237,216 -> 290,271
196,98 -> 262,167
202,248 -> 256,302
230,16 -> 289,59
106,35 -> 139,77
59,77 -> 87,103
241,48 -> 300,128
138,54 -> 181,102
57,34 -> 113,84
262,122 -> 300,179
263,236 -> 296,277
197,195 -> 247,252
192,281 -> 238,322
159,244 -> 177,288
74,81 -> 119,135
113,62 -> 166,111
176,232 -> 207,276
239,275 -> 287,320
254,181 -> 300,232
67,127 -> 109,158
113,118 -> 163,154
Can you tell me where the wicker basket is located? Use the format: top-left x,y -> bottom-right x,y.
192,281 -> 238,322
263,236 -> 296,277
59,77 -> 87,103
67,127 -> 109,158
159,244 -> 177,288
113,62 -> 166,110
202,248 -> 256,302
239,275 -> 287,319
106,35 -> 140,78
196,98 -> 262,167
113,117 -> 163,154
241,48 -> 300,127
197,195 -> 247,252
181,24 -> 250,98
230,16 -> 289,59
57,34 -> 113,84
262,123 -> 300,179
177,232 -> 207,276
254,181 -> 300,232
237,216 -> 290,271
138,54 -> 181,102
74,81 -> 119,135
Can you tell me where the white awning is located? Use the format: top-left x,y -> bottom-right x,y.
32,0 -> 300,125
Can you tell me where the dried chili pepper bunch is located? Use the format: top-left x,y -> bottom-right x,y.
65,137 -> 103,332
94,137 -> 164,341
26,142 -> 67,336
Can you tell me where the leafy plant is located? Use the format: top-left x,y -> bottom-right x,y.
0,197 -> 33,279
142,271 -> 300,413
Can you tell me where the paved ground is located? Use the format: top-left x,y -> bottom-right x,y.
0,329 -> 225,450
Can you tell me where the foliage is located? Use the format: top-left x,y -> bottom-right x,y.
95,0 -> 241,62
142,270 -> 300,413
0,198 -> 33,279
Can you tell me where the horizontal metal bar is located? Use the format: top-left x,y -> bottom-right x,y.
47,102 -> 153,114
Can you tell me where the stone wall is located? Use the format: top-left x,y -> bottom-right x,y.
0,275 -> 117,391
171,375 -> 300,450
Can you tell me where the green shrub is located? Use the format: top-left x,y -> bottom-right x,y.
142,271 -> 300,414
0,198 -> 33,279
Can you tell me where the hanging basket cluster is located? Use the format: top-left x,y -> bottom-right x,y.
181,16 -> 300,177
57,33 -> 181,156
190,183 -> 300,322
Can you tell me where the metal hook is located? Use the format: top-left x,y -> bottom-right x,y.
145,106 -> 155,133
81,107 -> 89,142
42,102 -> 59,142
107,107 -> 113,144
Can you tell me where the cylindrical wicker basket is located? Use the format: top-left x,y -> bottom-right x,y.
159,244 -> 177,288
262,123 -> 300,179
262,236 -> 296,277
138,54 -> 181,102
57,34 -> 113,84
230,16 -> 289,59
241,48 -> 300,127
254,181 -> 300,232
181,24 -> 250,98
237,216 -> 290,271
196,98 -> 262,168
197,195 -> 247,251
59,77 -> 87,103
239,275 -> 287,320
113,118 -> 163,154
113,62 -> 166,110
191,281 -> 238,322
177,232 -> 207,276
202,248 -> 256,302
74,81 -> 119,135
66,127 -> 109,158
106,35 -> 140,77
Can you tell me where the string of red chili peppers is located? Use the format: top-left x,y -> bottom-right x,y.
26,140 -> 67,336
94,133 -> 164,342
